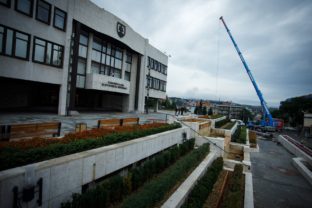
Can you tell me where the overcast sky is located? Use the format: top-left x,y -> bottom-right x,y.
91,0 -> 312,107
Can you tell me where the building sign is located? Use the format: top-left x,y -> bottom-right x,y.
102,81 -> 127,90
117,22 -> 126,38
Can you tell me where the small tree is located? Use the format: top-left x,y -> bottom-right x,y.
202,107 -> 207,115
208,108 -> 213,115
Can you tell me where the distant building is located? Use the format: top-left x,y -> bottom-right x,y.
0,0 -> 167,115
304,113 -> 312,137
213,103 -> 244,119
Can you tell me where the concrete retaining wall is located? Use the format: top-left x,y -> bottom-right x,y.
244,172 -> 254,208
161,151 -> 217,208
292,157 -> 312,186
278,135 -> 312,165
0,127 -> 191,208
196,136 -> 224,157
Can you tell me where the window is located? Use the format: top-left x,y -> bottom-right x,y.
0,24 -> 30,60
0,0 -> 11,7
90,36 -> 123,79
76,33 -> 88,88
15,0 -> 33,16
36,0 -> 51,24
148,56 -> 167,75
79,33 -> 88,58
77,58 -> 86,88
53,7 -> 66,31
33,37 -> 64,67
146,75 -> 166,92
125,52 -> 132,81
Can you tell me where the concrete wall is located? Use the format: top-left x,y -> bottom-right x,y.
292,157 -> 312,186
0,127 -> 191,208
244,172 -> 254,208
196,136 -> 225,157
278,135 -> 312,165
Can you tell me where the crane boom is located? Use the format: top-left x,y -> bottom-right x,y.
219,16 -> 274,126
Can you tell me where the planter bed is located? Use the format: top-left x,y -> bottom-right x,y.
120,143 -> 210,208
181,157 -> 223,208
203,170 -> 229,208
222,122 -> 236,130
220,164 -> 245,208
61,138 -> 196,208
215,119 -> 230,128
232,126 -> 247,144
0,123 -> 181,171
249,130 -> 257,148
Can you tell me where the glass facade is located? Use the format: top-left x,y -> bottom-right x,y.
76,33 -> 88,88
91,35 -> 124,79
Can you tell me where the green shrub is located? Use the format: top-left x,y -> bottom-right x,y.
62,138 -> 195,208
222,164 -> 244,208
232,126 -> 247,144
0,123 -> 181,171
215,119 -> 230,128
121,143 -> 210,208
182,157 -> 223,208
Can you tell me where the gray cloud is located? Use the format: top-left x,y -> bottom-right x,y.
92,0 -> 312,107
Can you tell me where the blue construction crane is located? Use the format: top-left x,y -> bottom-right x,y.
219,16 -> 274,128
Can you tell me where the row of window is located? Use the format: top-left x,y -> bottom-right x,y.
0,24 -> 63,67
148,57 -> 167,75
146,76 -> 166,92
1,0 -> 66,31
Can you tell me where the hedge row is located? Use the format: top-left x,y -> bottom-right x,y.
215,119 -> 230,128
223,122 -> 236,130
61,138 -> 195,208
221,164 -> 244,208
120,143 -> 210,208
181,157 -> 224,208
0,123 -> 181,171
232,126 -> 247,144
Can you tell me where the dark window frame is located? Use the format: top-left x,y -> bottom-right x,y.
35,0 -> 51,25
0,24 -> 31,61
15,0 -> 34,17
53,7 -> 67,31
32,36 -> 64,68
0,0 -> 11,7
146,75 -> 167,92
148,56 -> 167,75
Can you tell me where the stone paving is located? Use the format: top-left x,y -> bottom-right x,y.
0,110 -> 180,135
250,139 -> 312,208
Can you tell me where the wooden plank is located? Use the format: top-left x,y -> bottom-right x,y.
122,118 -> 139,126
98,119 -> 121,128
8,122 -> 61,140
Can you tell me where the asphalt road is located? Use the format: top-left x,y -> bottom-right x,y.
250,139 -> 312,208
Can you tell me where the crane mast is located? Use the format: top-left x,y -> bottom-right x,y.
219,16 -> 274,126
